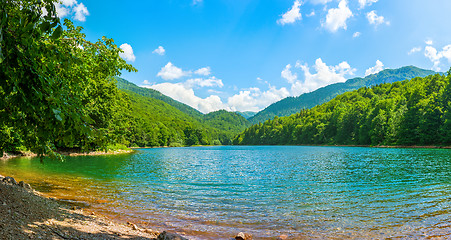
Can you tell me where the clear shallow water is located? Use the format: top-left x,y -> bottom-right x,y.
1,146 -> 450,239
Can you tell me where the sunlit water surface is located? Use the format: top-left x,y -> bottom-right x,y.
1,146 -> 450,239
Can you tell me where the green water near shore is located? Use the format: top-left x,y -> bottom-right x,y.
1,146 -> 450,239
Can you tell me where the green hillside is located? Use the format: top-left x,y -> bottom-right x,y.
115,77 -> 204,121
234,72 -> 451,146
115,78 -> 250,147
249,66 -> 437,124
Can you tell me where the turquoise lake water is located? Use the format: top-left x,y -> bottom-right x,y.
1,146 -> 450,239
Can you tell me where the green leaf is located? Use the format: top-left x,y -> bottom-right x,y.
51,25 -> 63,39
39,22 -> 51,33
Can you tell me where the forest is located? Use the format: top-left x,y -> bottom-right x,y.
234,73 -> 451,146
0,0 -> 249,157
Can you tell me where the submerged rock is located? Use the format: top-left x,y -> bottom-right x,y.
157,231 -> 188,240
235,232 -> 252,240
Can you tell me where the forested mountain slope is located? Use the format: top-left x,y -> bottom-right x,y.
249,66 -> 437,124
116,79 -> 250,147
235,72 -> 451,146
115,77 -> 204,121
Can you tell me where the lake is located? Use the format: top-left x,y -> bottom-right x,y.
0,146 -> 450,239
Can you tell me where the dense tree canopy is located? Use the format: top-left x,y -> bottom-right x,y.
0,0 -> 135,156
234,73 -> 451,146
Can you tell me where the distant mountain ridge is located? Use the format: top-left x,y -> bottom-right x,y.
248,66 -> 437,124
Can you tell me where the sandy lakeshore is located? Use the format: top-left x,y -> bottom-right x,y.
0,175 -> 191,240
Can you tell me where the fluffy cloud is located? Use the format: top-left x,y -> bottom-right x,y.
281,64 -> 298,83
55,0 -> 89,22
425,40 -> 433,45
424,44 -> 451,71
408,47 -> 422,55
119,43 -> 136,62
366,11 -> 389,26
365,60 -> 384,76
323,0 -> 353,32
227,86 -> 290,112
277,0 -> 302,25
358,0 -> 378,9
353,32 -> 361,38
73,3 -> 89,22
157,62 -> 190,80
153,46 -> 165,55
194,67 -> 211,76
290,58 -> 356,95
185,77 -> 223,88
145,83 -> 228,113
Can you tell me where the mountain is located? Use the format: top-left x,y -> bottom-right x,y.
234,72 -> 451,146
115,78 -> 250,147
236,111 -> 257,119
115,77 -> 204,121
248,66 -> 437,124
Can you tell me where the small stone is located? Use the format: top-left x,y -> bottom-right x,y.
18,181 -> 32,190
157,231 -> 188,240
277,234 -> 288,240
144,228 -> 159,235
235,232 -> 252,240
131,223 -> 139,230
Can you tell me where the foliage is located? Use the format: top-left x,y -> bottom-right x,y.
0,0 -> 135,156
249,66 -> 437,124
234,73 -> 451,146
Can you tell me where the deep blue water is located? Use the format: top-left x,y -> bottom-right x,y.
1,146 -> 450,239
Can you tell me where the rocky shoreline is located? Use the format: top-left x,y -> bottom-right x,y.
0,175 -> 191,240
0,149 -> 134,160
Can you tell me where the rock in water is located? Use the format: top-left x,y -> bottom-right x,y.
235,232 -> 253,240
18,181 -> 32,190
157,231 -> 188,240
3,176 -> 18,185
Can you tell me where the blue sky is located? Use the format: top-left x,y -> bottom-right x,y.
58,0 -> 451,113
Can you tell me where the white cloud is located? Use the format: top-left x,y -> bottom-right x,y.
323,0 -> 353,32
358,0 -> 378,9
73,3 -> 89,22
152,46 -> 165,55
365,60 -> 384,76
194,67 -> 211,76
408,47 -> 422,55
55,3 -> 70,18
61,0 -> 77,6
281,64 -> 298,84
157,62 -> 190,80
366,11 -> 389,26
146,83 -> 228,113
53,1 -> 89,22
310,0 -> 333,4
307,11 -> 316,17
277,0 -> 302,25
119,43 -> 136,62
143,80 -> 151,85
353,32 -> 361,38
185,77 -> 224,88
424,44 -> 451,71
291,58 -> 356,95
425,40 -> 433,45
227,86 -> 290,112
